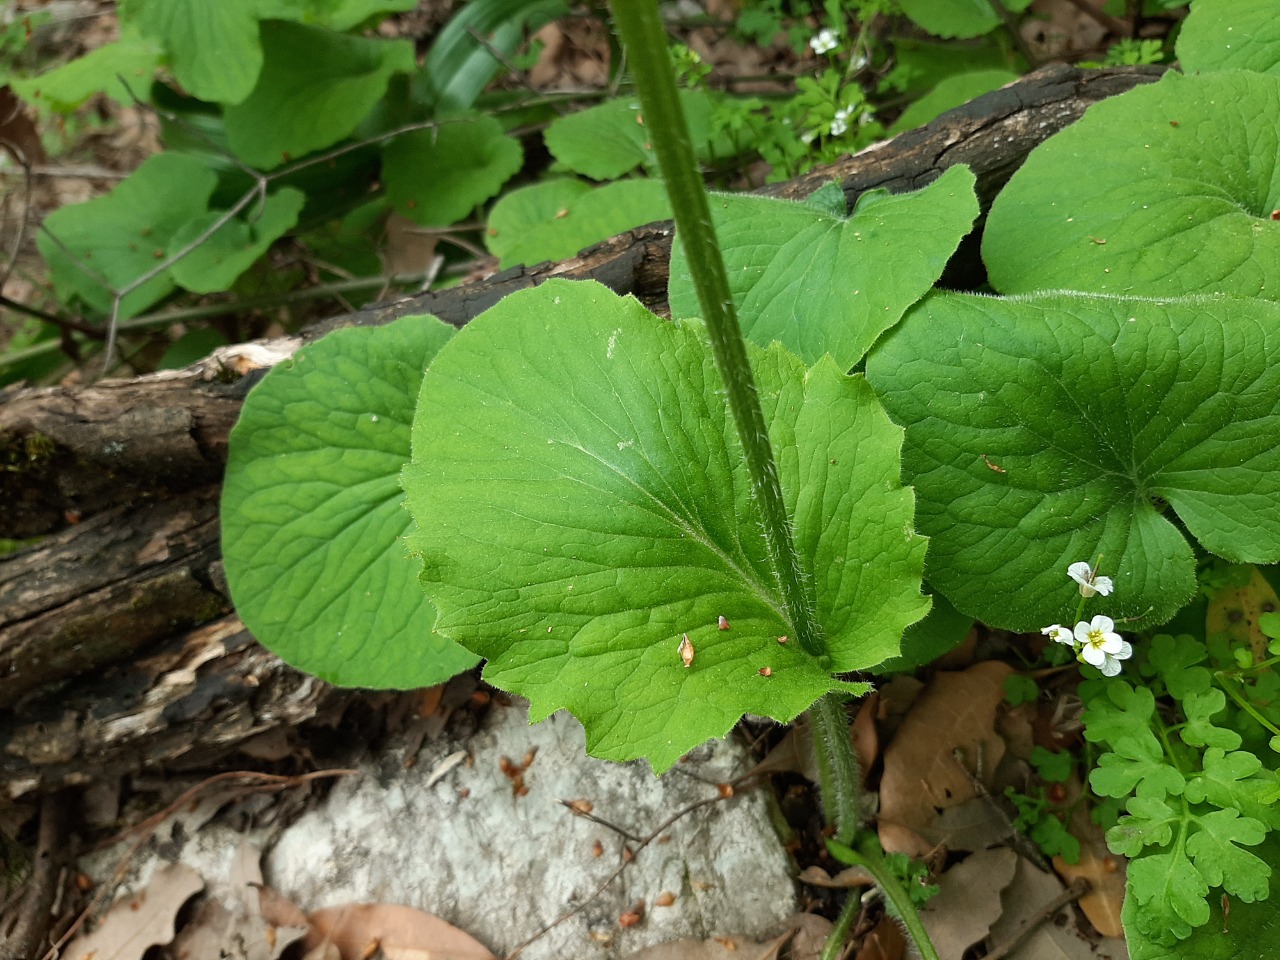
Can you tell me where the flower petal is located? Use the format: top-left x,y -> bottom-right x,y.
1089,615 -> 1116,634
1067,562 -> 1093,585
1098,656 -> 1122,677
1081,644 -> 1107,667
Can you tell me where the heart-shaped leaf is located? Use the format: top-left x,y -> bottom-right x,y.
168,188 -> 305,293
668,165 -> 978,370
225,21 -> 414,169
402,279 -> 928,771
983,71 -> 1280,298
381,114 -> 523,227
864,292 -> 1280,632
37,152 -> 216,319
485,178 -> 671,268
222,314 -> 478,689
544,90 -> 732,181
1178,0 -> 1280,76
122,0 -> 262,104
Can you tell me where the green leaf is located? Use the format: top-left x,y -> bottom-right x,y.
258,0 -> 418,32
1178,0 -> 1280,76
10,26 -> 163,111
544,90 -> 731,181
1181,688 -> 1244,750
402,279 -> 927,772
222,314 -> 478,689
1185,747 -> 1280,829
1147,633 -> 1212,699
1127,848 -> 1211,941
1186,808 -> 1271,901
864,291 -> 1280,631
1126,834 -> 1280,958
418,0 -> 567,114
669,166 -> 978,371
168,188 -> 305,293
485,178 -> 672,269
1081,679 -> 1157,745
898,0 -> 1034,39
381,115 -> 523,227
1091,736 -> 1186,799
1106,795 -> 1179,857
121,0 -> 262,104
983,71 -> 1280,298
874,589 -> 972,673
225,21 -> 415,169
1030,745 -> 1073,782
37,152 -> 216,319
888,69 -> 1019,134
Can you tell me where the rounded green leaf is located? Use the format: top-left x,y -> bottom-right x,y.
11,26 -> 163,111
36,152 -> 216,319
865,292 -> 1280,632
225,21 -> 415,169
381,115 -> 523,227
122,0 -> 261,104
402,279 -> 927,772
669,165 -> 979,370
169,188 -> 305,293
485,178 -> 672,269
544,90 -> 731,181
898,0 -> 1034,39
1178,0 -> 1280,76
222,314 -> 478,689
983,71 -> 1280,298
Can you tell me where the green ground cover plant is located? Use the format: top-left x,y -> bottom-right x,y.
8,0 -> 1146,384
219,1 -> 1280,954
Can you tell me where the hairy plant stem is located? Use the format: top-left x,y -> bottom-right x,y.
609,5 -> 900,956
607,1 -> 820,660
830,836 -> 942,960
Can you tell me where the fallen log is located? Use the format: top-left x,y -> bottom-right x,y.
0,64 -> 1163,797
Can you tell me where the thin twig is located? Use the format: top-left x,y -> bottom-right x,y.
557,799 -> 646,844
0,793 -> 70,960
988,0 -> 1039,68
0,293 -> 101,336
982,877 -> 1089,960
464,25 -> 571,116
1060,0 -> 1129,37
505,783 -> 744,959
0,136 -> 32,292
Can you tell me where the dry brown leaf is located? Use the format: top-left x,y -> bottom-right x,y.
743,723 -> 819,783
1052,850 -> 1124,939
855,916 -> 907,960
878,661 -> 1013,850
255,883 -> 310,930
796,865 -> 876,888
782,913 -> 834,960
1206,565 -> 1280,663
920,847 -> 1018,959
65,863 -> 205,960
304,903 -> 497,960
618,935 -> 755,959
923,795 -> 1014,852
1052,804 -> 1125,938
851,692 -> 880,777
984,855 -> 1123,960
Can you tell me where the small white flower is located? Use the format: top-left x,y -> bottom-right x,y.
1067,560 -> 1114,598
1074,615 -> 1132,677
810,28 -> 839,55
830,106 -> 852,137
800,130 -> 817,145
851,53 -> 869,72
1041,624 -> 1075,646
858,109 -> 875,126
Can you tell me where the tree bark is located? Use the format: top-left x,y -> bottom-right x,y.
0,64 -> 1163,797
